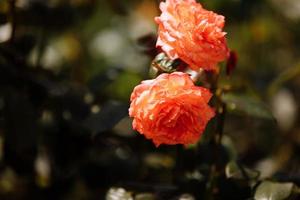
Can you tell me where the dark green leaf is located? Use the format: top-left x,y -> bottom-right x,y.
135,193 -> 156,200
106,71 -> 142,101
83,101 -> 128,134
225,161 -> 260,180
222,93 -> 275,120
151,52 -> 181,73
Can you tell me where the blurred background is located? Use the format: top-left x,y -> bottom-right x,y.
0,0 -> 299,199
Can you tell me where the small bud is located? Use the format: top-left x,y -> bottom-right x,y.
226,51 -> 238,75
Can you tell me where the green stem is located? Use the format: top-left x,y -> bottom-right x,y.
206,73 -> 227,199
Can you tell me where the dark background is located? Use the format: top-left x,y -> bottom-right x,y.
0,0 -> 299,199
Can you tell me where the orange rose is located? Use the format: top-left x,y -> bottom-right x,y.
129,72 -> 215,146
155,0 -> 229,71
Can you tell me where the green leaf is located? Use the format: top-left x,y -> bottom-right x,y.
83,101 -> 128,134
135,193 -> 156,200
151,52 -> 180,73
106,187 -> 133,200
106,71 -> 142,101
268,63 -> 300,97
222,93 -> 274,120
225,161 -> 260,180
254,181 -> 296,200
222,135 -> 238,160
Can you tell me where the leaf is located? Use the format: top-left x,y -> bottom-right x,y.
254,181 -> 296,200
222,135 -> 238,160
177,194 -> 196,200
83,101 -> 128,134
268,63 -> 300,97
135,193 -> 156,200
106,187 -> 133,200
225,161 -> 260,180
151,52 -> 183,73
222,93 -> 274,120
106,72 -> 142,101
144,153 -> 175,169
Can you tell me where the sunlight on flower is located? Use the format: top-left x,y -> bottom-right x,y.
155,0 -> 229,71
129,72 -> 215,146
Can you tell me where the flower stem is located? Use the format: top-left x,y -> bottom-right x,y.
206,73 -> 227,199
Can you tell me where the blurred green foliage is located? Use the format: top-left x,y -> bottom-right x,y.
0,0 -> 299,199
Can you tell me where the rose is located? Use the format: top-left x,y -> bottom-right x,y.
129,72 -> 215,146
155,0 -> 229,71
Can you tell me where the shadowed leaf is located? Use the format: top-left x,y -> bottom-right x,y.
222,93 -> 275,120
225,161 -> 260,180
83,101 -> 128,134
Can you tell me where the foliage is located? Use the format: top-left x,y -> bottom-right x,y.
0,0 -> 299,199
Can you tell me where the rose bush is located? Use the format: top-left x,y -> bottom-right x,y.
129,72 -> 215,146
155,0 -> 229,71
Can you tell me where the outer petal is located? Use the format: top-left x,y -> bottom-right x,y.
155,0 -> 229,71
129,72 -> 215,146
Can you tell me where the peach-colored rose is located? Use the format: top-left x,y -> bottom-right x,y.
155,0 -> 229,71
129,72 -> 215,146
